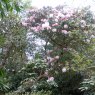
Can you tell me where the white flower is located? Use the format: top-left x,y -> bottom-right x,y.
49,58 -> 54,63
2,30 -> 6,33
80,20 -> 86,24
49,14 -> 53,18
62,67 -> 67,73
64,24 -> 68,29
55,19 -> 58,22
55,56 -> 59,60
62,30 -> 68,34
84,31 -> 88,34
58,12 -> 65,18
80,20 -> 86,28
52,23 -> 58,26
43,19 -> 48,22
30,79 -> 33,82
91,35 -> 95,38
22,22 -> 27,26
52,28 -> 57,32
7,69 -> 10,71
47,77 -> 54,82
41,19 -> 48,22
29,16 -> 34,21
18,70 -> 21,73
12,69 -> 15,72
66,14 -> 71,18
86,39 -> 90,43
21,67 -> 25,70
47,56 -> 51,59
42,22 -> 50,28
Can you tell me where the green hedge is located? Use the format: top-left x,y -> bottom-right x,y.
6,91 -> 51,95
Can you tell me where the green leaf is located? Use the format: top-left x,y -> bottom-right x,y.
1,10 -> 5,18
0,35 -> 5,46
0,69 -> 5,77
14,3 -> 21,12
5,3 -> 12,11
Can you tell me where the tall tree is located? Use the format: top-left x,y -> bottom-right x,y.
0,0 -> 22,18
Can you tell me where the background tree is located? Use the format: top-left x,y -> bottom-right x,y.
0,0 -> 23,18
0,14 -> 28,94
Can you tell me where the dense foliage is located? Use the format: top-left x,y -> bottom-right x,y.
23,6 -> 95,70
21,6 -> 95,95
0,0 -> 22,18
0,3 -> 95,95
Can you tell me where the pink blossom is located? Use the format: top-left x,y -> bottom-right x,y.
54,12 -> 59,16
32,26 -> 41,32
47,50 -> 53,55
63,48 -> 68,51
55,56 -> 59,60
61,30 -> 68,34
41,19 -> 48,22
31,27 -> 36,30
42,22 -> 49,28
44,71 -> 48,76
61,17 -> 68,21
52,23 -> 58,26
48,55 -> 59,63
47,77 -> 54,82
31,27 -> 39,32
49,58 -> 55,63
37,26 -> 41,30
66,14 -> 71,18
46,26 -> 51,30
32,19 -> 35,22
41,21 -> 51,30
41,19 -> 44,22
64,24 -> 68,29
27,8 -> 38,13
58,12 -> 65,18
47,56 -> 52,60
22,22 -> 28,26
67,10 -> 74,16
29,16 -> 34,21
34,28 -> 39,32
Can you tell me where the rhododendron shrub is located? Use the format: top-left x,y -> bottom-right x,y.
21,6 -> 95,95
23,6 -> 95,70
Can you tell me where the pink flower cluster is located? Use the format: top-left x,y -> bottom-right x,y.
22,7 -> 77,35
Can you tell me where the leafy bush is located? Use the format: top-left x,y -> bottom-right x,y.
6,91 -> 51,95
79,76 -> 95,95
11,55 -> 48,93
0,69 -> 9,94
